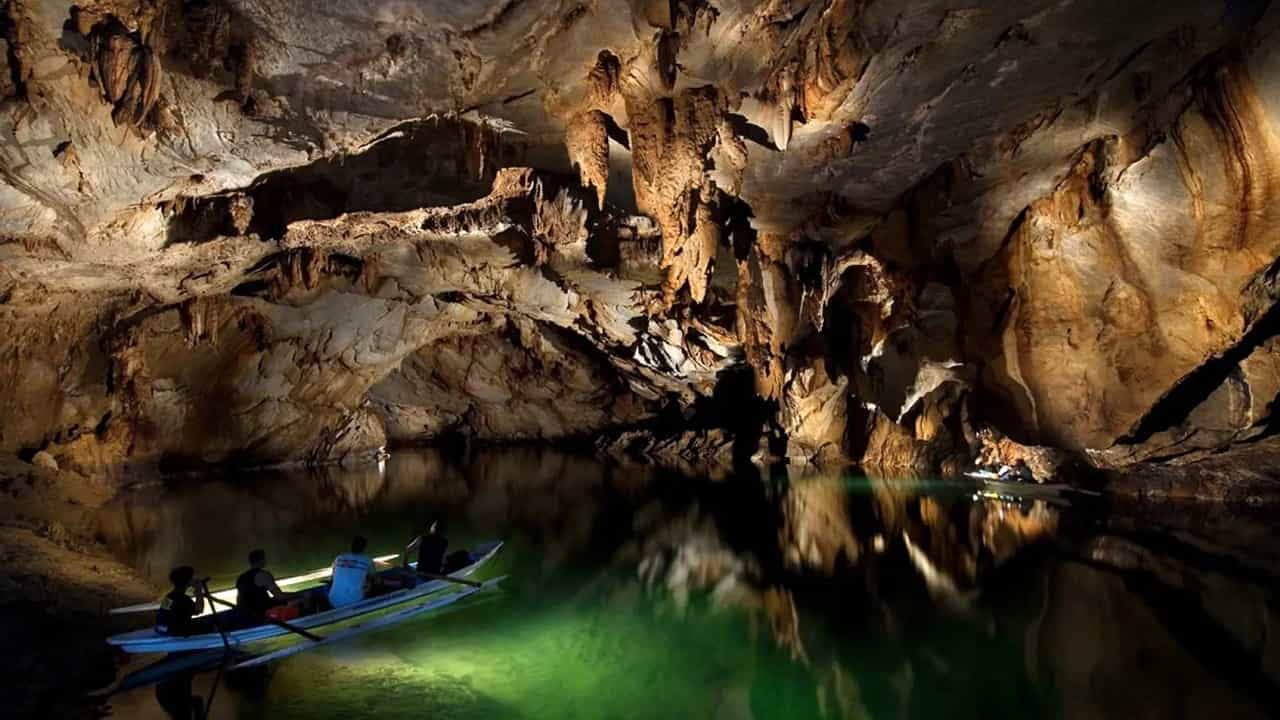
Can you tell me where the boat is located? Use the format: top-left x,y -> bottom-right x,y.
231,576 -> 503,670
101,575 -> 504,693
108,540 -> 503,655
109,553 -> 401,616
964,473 -> 1102,502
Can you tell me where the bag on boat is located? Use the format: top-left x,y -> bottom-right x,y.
443,550 -> 471,574
266,605 -> 301,622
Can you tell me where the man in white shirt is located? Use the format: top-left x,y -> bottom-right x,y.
327,536 -> 374,608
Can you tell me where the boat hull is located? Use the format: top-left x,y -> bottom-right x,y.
107,540 -> 502,654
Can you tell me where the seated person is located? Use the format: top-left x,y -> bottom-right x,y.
235,548 -> 302,619
404,520 -> 448,576
327,536 -> 374,608
1014,458 -> 1035,482
997,458 -> 1035,483
156,565 -> 205,636
442,549 -> 472,574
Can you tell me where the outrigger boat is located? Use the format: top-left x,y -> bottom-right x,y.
107,540 -> 504,655
963,470 -> 1101,503
109,553 -> 402,617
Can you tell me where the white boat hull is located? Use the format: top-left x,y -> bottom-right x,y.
108,541 -> 502,654
231,575 -> 505,670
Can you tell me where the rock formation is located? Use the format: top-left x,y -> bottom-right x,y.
4,0 -> 1280,486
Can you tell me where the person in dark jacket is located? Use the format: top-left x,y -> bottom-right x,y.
403,521 -> 448,576
156,565 -> 205,636
235,548 -> 301,617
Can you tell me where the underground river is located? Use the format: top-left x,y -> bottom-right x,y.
89,448 -> 1279,719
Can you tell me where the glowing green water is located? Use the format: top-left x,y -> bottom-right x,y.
265,591 -> 771,719
99,449 -> 1279,720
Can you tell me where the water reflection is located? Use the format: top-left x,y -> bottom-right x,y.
97,449 -> 1280,719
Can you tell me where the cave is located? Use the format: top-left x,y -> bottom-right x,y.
2,0 -> 1280,717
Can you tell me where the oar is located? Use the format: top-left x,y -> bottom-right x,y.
417,571 -> 482,588
231,577 -> 504,671
199,580 -> 233,653
200,590 -> 324,642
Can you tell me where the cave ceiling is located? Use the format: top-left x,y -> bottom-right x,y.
3,0 -> 1280,472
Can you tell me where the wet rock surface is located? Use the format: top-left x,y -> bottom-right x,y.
0,458 -> 157,719
2,1 -> 1280,494
1107,435 -> 1280,504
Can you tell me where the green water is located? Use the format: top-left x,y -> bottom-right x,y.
98,449 -> 1280,719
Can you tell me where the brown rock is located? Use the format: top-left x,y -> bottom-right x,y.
0,0 -> 1278,499
29,451 -> 57,471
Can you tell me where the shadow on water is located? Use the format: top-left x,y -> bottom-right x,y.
93,448 -> 1280,719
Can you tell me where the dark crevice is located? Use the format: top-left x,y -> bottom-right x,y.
820,284 -> 863,382
228,249 -> 366,300
724,196 -> 757,261
726,113 -> 778,150
1121,299 -> 1280,444
1101,40 -> 1153,85
1,4 -> 26,100
990,288 -> 1016,334
500,87 -> 537,104
462,0 -> 524,36
602,113 -> 631,150
164,117 -> 526,244
229,278 -> 271,297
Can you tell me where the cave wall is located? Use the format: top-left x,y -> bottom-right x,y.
370,317 -> 656,443
4,0 -> 1280,477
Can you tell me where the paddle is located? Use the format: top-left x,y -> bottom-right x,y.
417,568 -> 481,586
198,580 -> 233,652
200,587 -> 324,643
230,577 -> 505,671
417,571 -> 482,588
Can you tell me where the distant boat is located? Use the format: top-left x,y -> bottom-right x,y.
107,541 -> 503,655
964,471 -> 1101,500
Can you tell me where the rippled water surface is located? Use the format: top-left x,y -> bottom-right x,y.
96,449 -> 1280,719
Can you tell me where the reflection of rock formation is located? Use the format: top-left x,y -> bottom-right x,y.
597,428 -> 738,480
1032,559 -> 1276,719
88,448 -> 1280,719
629,473 -> 1279,719
779,479 -> 859,574
981,499 -> 1059,565
864,474 -> 1059,589
94,447 -> 661,583
633,514 -> 763,615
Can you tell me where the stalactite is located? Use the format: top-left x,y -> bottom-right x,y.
565,110 -> 610,210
